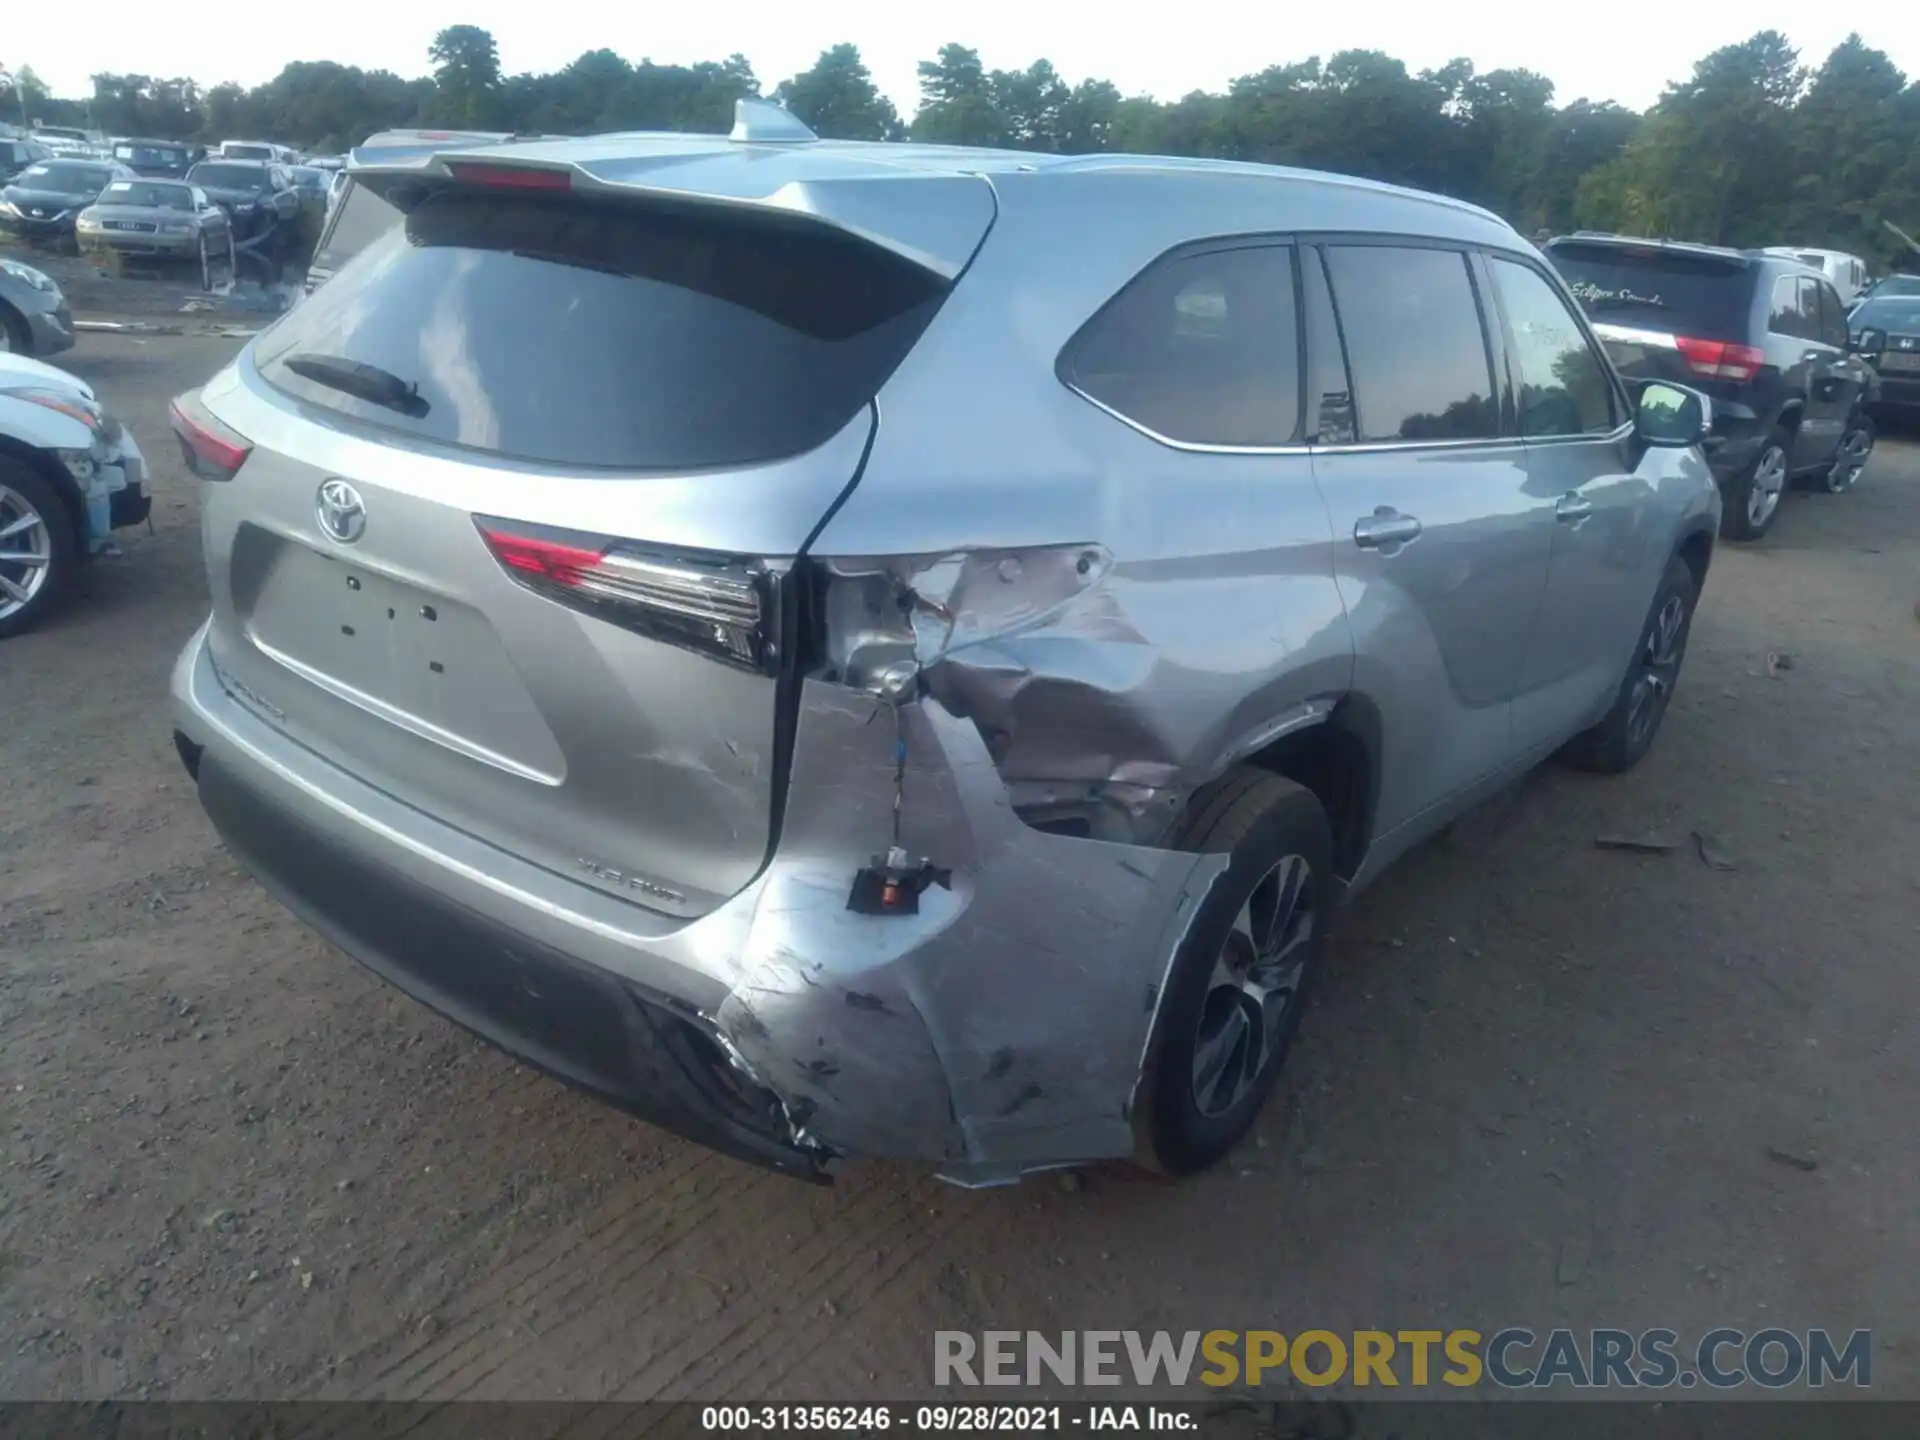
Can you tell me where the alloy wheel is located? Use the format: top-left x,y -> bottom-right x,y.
1747,446 -> 1787,529
1826,425 -> 1872,494
0,483 -> 53,621
1190,852 -> 1315,1117
1625,592 -> 1687,748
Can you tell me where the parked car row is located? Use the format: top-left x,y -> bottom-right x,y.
1545,233 -> 1882,542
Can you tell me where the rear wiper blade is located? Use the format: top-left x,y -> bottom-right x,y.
282,352 -> 429,418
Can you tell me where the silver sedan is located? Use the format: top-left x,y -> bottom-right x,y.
76,178 -> 234,283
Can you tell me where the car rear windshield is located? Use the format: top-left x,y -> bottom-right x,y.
15,162 -> 113,191
1547,242 -> 1753,337
117,145 -> 186,167
191,164 -> 267,189
255,187 -> 950,471
224,145 -> 274,160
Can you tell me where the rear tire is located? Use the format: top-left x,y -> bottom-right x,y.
1720,426 -> 1790,542
0,462 -> 78,640
1818,411 -> 1873,494
1138,769 -> 1333,1176
1557,553 -> 1698,774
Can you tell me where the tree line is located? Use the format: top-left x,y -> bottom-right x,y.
5,27 -> 1918,267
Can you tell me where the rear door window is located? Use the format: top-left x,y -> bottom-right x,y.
1061,244 -> 1301,447
1768,276 -> 1818,340
1322,244 -> 1500,442
1813,281 -> 1848,348
1489,257 -> 1619,436
255,187 -> 951,471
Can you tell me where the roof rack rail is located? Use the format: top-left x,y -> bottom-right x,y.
729,98 -> 818,145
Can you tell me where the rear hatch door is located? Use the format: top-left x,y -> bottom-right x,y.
195,159 -> 992,918
1546,239 -> 1757,395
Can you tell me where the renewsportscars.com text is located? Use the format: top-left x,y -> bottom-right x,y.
934,1328 -> 1871,1390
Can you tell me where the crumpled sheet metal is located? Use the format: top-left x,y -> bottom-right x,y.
714,681 -> 1228,1176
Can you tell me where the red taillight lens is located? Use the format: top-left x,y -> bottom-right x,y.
167,395 -> 252,480
476,517 -> 774,671
445,162 -> 570,191
1675,336 -> 1765,382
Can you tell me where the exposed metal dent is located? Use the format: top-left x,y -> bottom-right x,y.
714,681 -> 1228,1170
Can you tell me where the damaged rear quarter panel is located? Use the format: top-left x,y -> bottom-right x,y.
716,683 -> 1228,1167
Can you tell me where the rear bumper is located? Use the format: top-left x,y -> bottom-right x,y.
171,621 -> 1224,1183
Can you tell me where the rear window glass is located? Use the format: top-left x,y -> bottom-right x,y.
116,144 -> 187,166
191,163 -> 268,189
1853,298 -> 1920,333
1547,242 -> 1752,337
15,162 -> 113,190
310,181 -> 400,274
256,188 -> 950,470
1062,244 -> 1301,446
224,144 -> 275,160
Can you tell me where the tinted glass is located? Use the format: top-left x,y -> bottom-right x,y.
1490,258 -> 1617,436
100,180 -> 194,210
1547,242 -> 1753,338
256,188 -> 949,471
1324,246 -> 1498,442
1768,276 -> 1816,339
1301,247 -> 1356,445
311,181 -> 400,273
15,162 -> 114,191
1814,283 -> 1848,348
190,163 -> 269,189
1064,245 -> 1300,446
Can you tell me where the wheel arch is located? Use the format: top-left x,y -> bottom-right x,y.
1675,522 -> 1715,592
0,435 -> 86,543
1238,693 -> 1381,884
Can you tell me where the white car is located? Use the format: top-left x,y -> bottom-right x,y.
0,351 -> 148,638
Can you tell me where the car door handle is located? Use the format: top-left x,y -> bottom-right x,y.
1555,494 -> 1594,524
1353,508 -> 1422,549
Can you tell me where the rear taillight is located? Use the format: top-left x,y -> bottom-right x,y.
167,394 -> 252,480
476,517 -> 775,671
1675,336 -> 1765,382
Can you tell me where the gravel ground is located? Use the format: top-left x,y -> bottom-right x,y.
2,331 -> 1917,1402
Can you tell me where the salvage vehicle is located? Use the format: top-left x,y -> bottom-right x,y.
1848,294 -> 1920,421
184,159 -> 300,249
1547,234 -> 1878,539
29,126 -> 108,159
110,137 -> 196,180
1851,273 -> 1920,315
0,256 -> 74,357
169,103 -> 1721,1185
0,158 -> 134,246
76,178 -> 235,283
0,350 -> 149,638
1761,246 -> 1869,304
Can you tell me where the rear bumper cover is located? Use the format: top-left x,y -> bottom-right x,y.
171,621 -> 1226,1183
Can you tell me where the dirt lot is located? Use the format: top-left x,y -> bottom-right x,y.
2,332 -> 1917,1402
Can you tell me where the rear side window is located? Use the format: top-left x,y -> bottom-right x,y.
1548,242 -> 1753,338
1768,276 -> 1819,341
1489,258 -> 1619,436
311,180 -> 399,272
1062,244 -> 1301,447
1323,245 -> 1498,443
256,188 -> 950,471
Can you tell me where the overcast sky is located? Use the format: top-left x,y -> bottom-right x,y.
9,0 -> 1915,115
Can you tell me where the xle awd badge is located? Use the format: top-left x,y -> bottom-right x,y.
316,479 -> 366,544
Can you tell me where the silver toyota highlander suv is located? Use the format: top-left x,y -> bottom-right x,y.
169,101 -> 1721,1186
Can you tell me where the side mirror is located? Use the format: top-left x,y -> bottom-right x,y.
1634,381 -> 1712,449
1850,327 -> 1886,357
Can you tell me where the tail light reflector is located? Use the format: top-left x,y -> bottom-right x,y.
476,517 -> 774,671
1675,336 -> 1764,382
168,394 -> 253,480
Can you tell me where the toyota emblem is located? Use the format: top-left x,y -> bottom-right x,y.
316,479 -> 367,544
